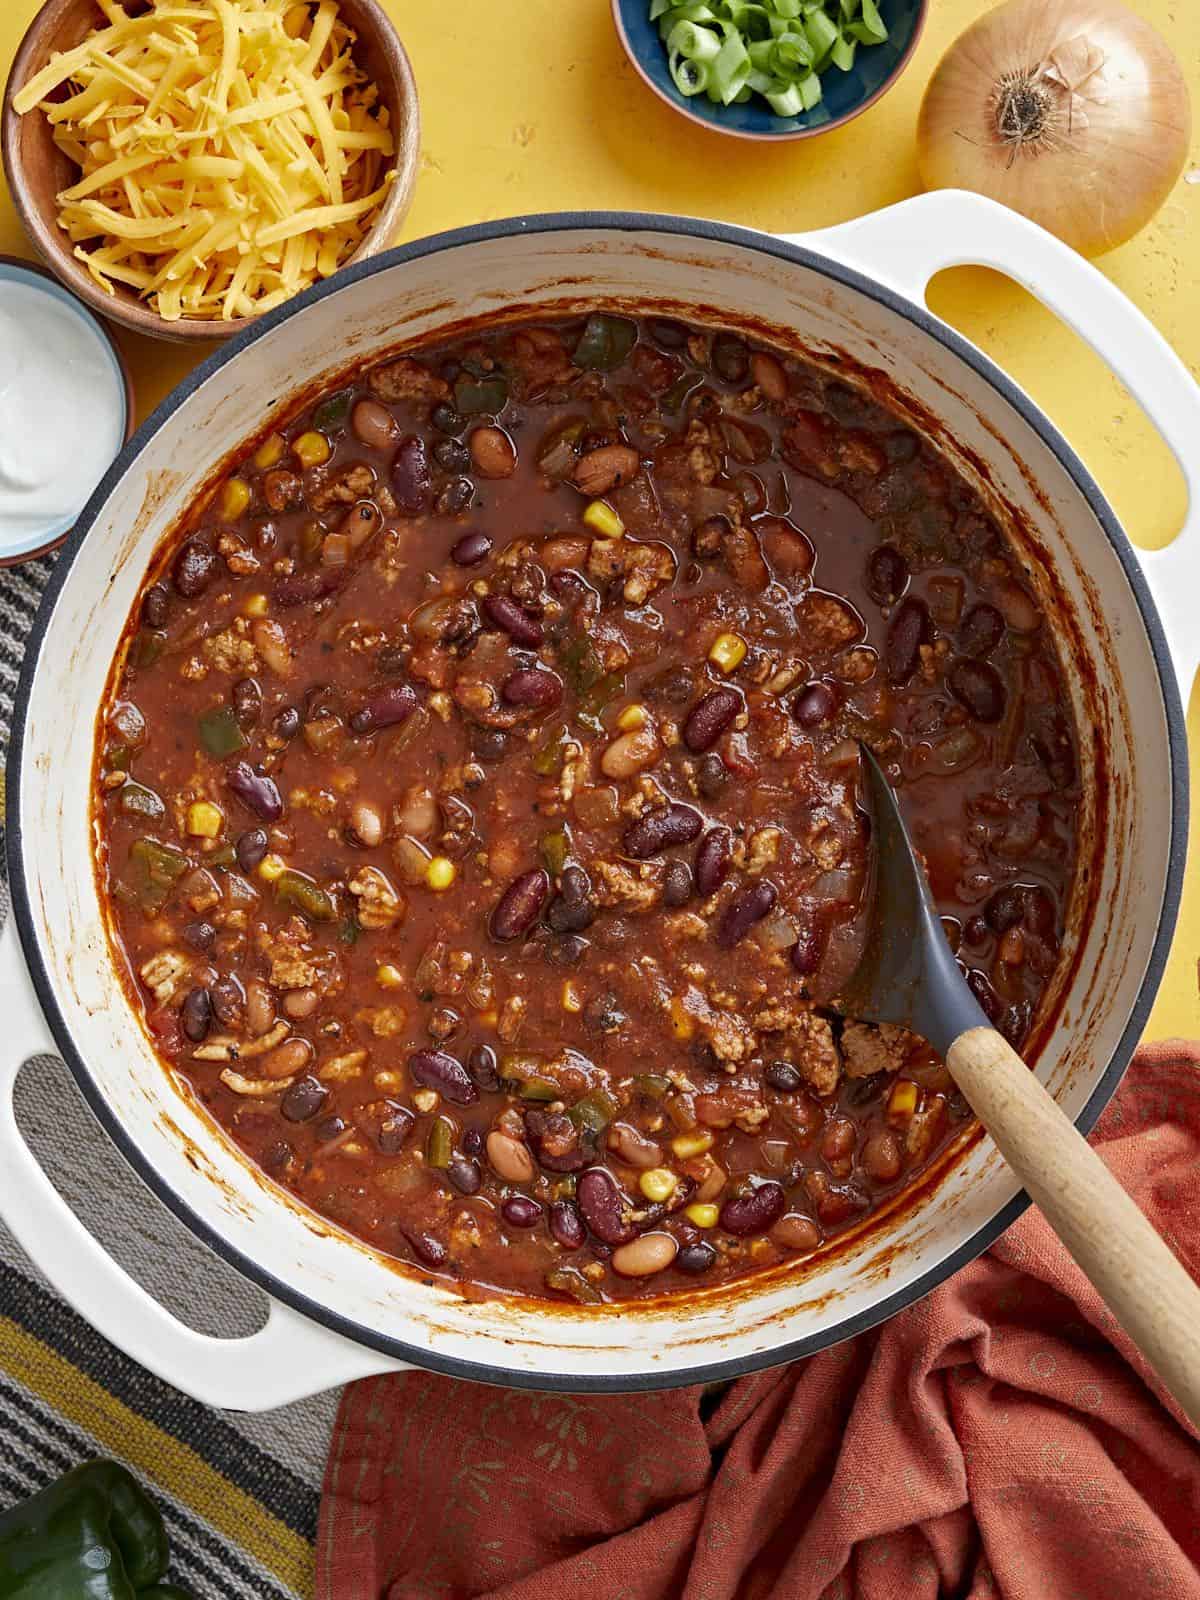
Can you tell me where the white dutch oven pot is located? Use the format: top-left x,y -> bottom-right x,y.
2,192 -> 1197,1411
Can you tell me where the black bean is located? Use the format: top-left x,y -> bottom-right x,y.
392,435 -> 432,513
502,1195 -> 543,1229
467,1043 -> 501,1092
452,530 -> 493,567
490,868 -> 550,941
281,1076 -> 328,1123
716,880 -> 777,948
482,593 -> 544,647
378,1104 -> 415,1153
963,915 -> 989,946
406,1230 -> 448,1268
584,992 -> 626,1033
235,828 -> 268,873
501,668 -> 563,708
447,1156 -> 482,1195
408,1049 -> 479,1106
662,860 -> 693,907
683,687 -> 741,752
866,544 -> 909,605
471,725 -> 509,764
231,678 -> 262,730
433,437 -> 471,472
648,317 -> 687,349
886,596 -> 931,686
959,602 -> 1005,658
948,657 -> 1007,723
225,761 -> 283,823
209,973 -> 243,1026
676,1242 -> 717,1274
985,885 -> 1026,934
546,933 -> 589,968
648,664 -> 696,703
623,802 -> 703,859
272,568 -> 344,608
431,402 -> 466,435
173,539 -> 217,598
546,865 -> 595,933
142,583 -> 170,628
765,1060 -> 803,1093
349,683 -> 419,734
792,681 -> 838,729
437,477 -> 475,516
180,986 -> 212,1043
691,515 -> 728,560
712,334 -> 749,383
577,1168 -> 635,1246
720,1181 -> 786,1237
696,752 -> 727,799
182,920 -> 216,952
550,1199 -> 587,1250
273,706 -> 301,740
462,1126 -> 485,1156
694,827 -> 732,896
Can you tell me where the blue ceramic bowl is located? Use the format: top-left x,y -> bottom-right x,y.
612,0 -> 928,141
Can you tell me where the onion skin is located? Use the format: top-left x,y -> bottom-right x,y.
917,0 -> 1191,256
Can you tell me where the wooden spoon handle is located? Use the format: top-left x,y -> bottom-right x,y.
946,1025 -> 1200,1429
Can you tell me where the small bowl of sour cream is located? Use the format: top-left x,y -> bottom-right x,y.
0,256 -> 133,565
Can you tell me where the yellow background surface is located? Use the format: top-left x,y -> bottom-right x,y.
1,0 -> 1198,1035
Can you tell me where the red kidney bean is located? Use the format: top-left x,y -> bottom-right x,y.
550,1199 -> 587,1250
349,683 -> 419,734
447,1156 -> 482,1195
886,596 -> 931,685
948,657 -> 1007,723
764,1060 -> 803,1093
467,1043 -> 501,1091
173,539 -> 217,597
577,1167 -> 635,1245
694,826 -> 732,896
408,1049 -> 479,1106
281,1075 -> 328,1123
272,568 -> 345,608
959,602 -> 1005,658
180,986 -> 212,1043
482,593 -> 544,647
791,921 -> 824,977
501,668 -> 563,709
716,880 -> 777,948
866,544 -> 908,605
232,677 -> 262,729
392,435 -> 432,513
378,1104 -> 415,1154
451,530 -> 492,566
226,761 -> 283,822
235,828 -> 268,873
501,1195 -> 543,1229
490,868 -> 550,941
720,1181 -> 786,1236
676,1241 -> 717,1274
622,802 -> 702,859
792,681 -> 838,728
683,687 -> 741,752
406,1230 -> 447,1267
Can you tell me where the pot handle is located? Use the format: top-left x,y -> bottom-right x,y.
0,919 -> 403,1410
791,190 -> 1200,702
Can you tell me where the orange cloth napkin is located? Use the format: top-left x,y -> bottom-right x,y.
316,1044 -> 1200,1600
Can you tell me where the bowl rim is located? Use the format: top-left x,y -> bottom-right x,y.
0,0 -> 421,343
5,210 -> 1188,1391
0,250 -> 134,565
610,0 -> 931,143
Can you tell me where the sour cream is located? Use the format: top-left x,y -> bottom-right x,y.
0,270 -> 128,559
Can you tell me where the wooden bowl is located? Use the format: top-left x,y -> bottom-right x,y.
2,0 -> 421,343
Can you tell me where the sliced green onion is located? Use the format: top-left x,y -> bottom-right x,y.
709,31 -> 751,103
829,31 -> 856,69
765,81 -> 804,115
856,0 -> 886,40
671,50 -> 711,95
667,18 -> 722,59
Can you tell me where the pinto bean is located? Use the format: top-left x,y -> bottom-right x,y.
470,426 -> 517,478
573,444 -> 640,497
622,802 -> 702,859
683,687 -> 741,752
409,1049 -> 479,1105
486,1129 -> 535,1184
600,722 -> 660,780
771,1213 -> 821,1251
750,351 -> 788,401
607,1122 -> 663,1169
260,1037 -> 313,1080
490,869 -> 550,941
482,593 -> 544,647
352,398 -> 399,450
862,1129 -> 903,1182
612,1233 -> 677,1277
720,1181 -> 786,1236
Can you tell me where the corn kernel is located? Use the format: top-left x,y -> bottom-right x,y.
616,703 -> 647,732
561,980 -> 582,1014
670,1130 -> 714,1160
219,477 -> 251,521
709,632 -> 747,674
376,963 -> 405,989
412,1088 -> 438,1114
293,430 -> 331,468
685,1202 -> 719,1228
254,433 -> 285,469
639,1167 -> 678,1203
257,853 -> 287,882
668,995 -> 695,1042
582,499 -> 624,538
426,856 -> 457,891
242,592 -> 268,618
888,1079 -> 919,1121
185,800 -> 223,838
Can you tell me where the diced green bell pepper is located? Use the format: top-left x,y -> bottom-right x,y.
274,869 -> 336,923
197,706 -> 248,759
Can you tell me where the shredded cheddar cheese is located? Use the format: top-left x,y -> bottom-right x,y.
14,0 -> 396,322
